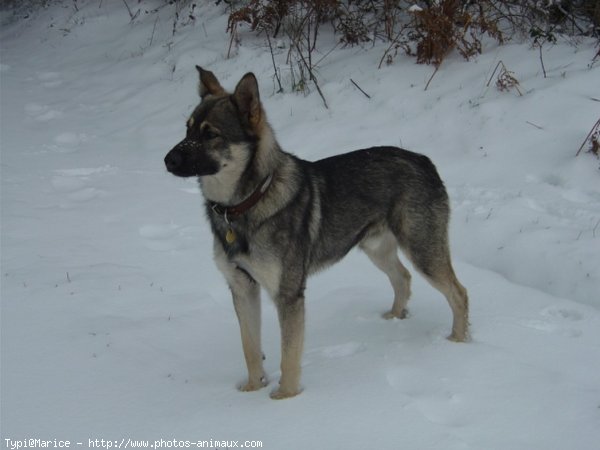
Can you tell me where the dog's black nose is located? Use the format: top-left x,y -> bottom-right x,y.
164,150 -> 182,173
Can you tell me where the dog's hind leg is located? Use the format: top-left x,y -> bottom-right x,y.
388,191 -> 470,342
360,230 -> 412,320
399,230 -> 470,342
429,267 -> 469,342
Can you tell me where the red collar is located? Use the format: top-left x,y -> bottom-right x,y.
211,174 -> 273,221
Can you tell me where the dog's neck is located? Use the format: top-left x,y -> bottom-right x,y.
199,142 -> 252,204
199,123 -> 282,206
210,174 -> 273,220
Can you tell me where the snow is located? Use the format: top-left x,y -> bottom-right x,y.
1,1 -> 599,448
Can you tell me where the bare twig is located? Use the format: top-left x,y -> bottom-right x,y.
121,0 -> 133,20
531,26 -> 557,79
350,79 -> 371,99
314,42 -> 340,68
266,34 -> 283,93
424,65 -> 439,91
121,0 -> 140,22
526,121 -> 544,130
576,118 -> 600,156
289,35 -> 328,109
149,16 -> 159,47
227,23 -> 237,59
487,60 -> 522,96
486,60 -> 503,87
172,11 -> 178,36
378,24 -> 409,69
538,45 -> 547,78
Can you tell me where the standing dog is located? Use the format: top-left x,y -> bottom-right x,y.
164,67 -> 469,399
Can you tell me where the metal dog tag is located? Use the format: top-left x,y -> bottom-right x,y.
225,228 -> 236,244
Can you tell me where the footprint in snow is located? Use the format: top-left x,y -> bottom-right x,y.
37,71 -> 63,88
55,132 -> 87,145
44,132 -> 90,153
52,166 -> 113,207
541,306 -> 583,321
66,188 -> 105,203
51,175 -> 87,193
300,342 -> 365,370
305,342 -> 366,361
520,306 -> 584,338
139,223 -> 185,252
25,103 -> 63,121
56,167 -> 114,177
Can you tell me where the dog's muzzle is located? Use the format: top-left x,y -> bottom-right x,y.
164,149 -> 183,174
164,140 -> 220,177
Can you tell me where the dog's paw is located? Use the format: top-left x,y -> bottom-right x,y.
447,331 -> 470,343
269,386 -> 302,400
382,308 -> 409,320
237,376 -> 268,392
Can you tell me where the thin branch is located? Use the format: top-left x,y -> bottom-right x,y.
121,0 -> 140,22
486,60 -> 504,87
378,24 -> 409,69
350,79 -> 371,99
526,121 -> 543,130
172,10 -> 179,36
539,45 -> 547,78
149,16 -> 159,47
576,118 -> 600,156
266,33 -> 283,93
424,65 -> 440,91
313,42 -> 340,68
289,31 -> 328,109
227,23 -> 237,59
121,0 -> 133,20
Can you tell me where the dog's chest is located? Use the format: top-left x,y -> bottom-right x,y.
232,251 -> 282,299
215,222 -> 249,257
219,227 -> 282,298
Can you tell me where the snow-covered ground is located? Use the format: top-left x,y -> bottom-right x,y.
1,1 -> 599,448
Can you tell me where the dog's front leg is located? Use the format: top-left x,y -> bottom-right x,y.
271,292 -> 305,400
215,247 -> 267,392
231,277 -> 268,392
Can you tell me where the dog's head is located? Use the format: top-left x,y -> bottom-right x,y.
164,67 -> 264,178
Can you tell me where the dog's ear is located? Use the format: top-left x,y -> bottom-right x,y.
233,72 -> 261,129
196,66 -> 225,98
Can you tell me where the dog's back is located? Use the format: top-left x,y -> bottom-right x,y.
306,147 -> 450,272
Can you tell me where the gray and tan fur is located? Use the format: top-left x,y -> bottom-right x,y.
164,67 -> 469,399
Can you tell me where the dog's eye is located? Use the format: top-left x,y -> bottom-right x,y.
203,129 -> 219,140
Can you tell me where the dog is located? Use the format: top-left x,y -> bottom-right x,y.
164,67 -> 469,399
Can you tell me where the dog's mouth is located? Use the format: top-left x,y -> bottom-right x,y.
164,144 -> 219,177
